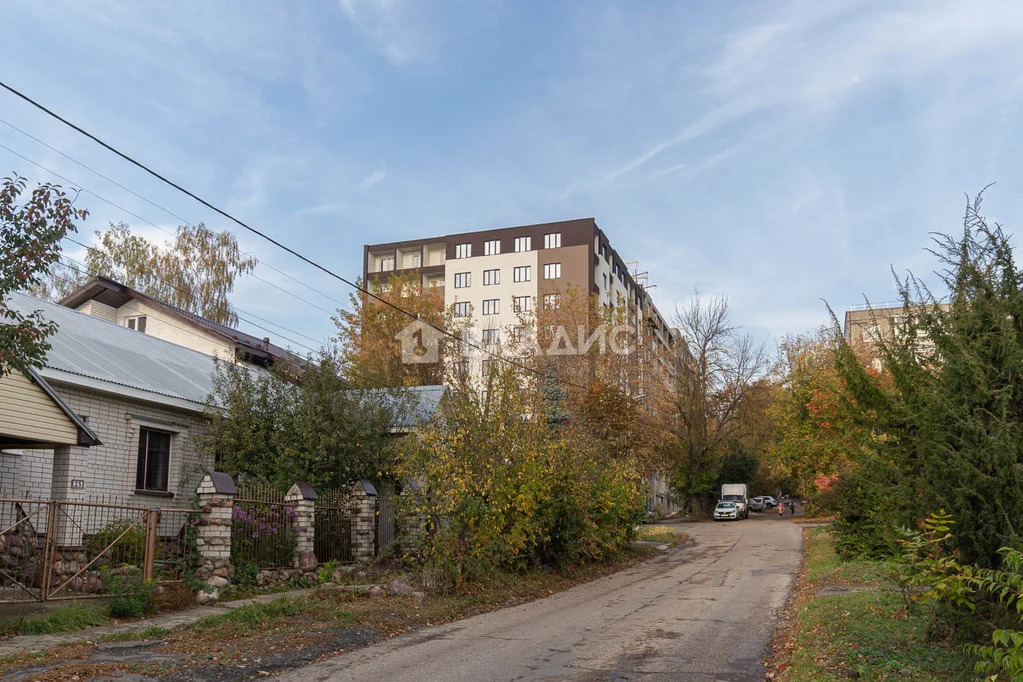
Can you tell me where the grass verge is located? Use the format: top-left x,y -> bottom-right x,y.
635,524 -> 688,545
0,602 -> 108,638
767,527 -> 973,681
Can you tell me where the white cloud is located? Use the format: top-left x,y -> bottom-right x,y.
357,169 -> 386,191
338,0 -> 425,65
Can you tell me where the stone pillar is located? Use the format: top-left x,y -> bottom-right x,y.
351,480 -> 377,563
285,481 -> 317,573
194,471 -> 235,601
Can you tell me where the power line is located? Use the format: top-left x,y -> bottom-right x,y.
0,115 -> 355,312
0,80 -> 589,391
0,140 -> 346,319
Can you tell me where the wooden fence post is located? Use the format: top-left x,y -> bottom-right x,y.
142,509 -> 159,581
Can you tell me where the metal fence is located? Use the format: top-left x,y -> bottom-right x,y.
376,492 -> 396,556
315,488 -> 354,564
232,484 -> 298,569
0,495 -> 204,603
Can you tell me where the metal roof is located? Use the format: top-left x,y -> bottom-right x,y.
359,384 -> 446,431
7,291 -> 219,411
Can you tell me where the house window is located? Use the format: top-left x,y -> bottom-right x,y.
453,301 -> 470,318
484,239 -> 500,256
544,293 -> 561,310
380,256 -> 395,271
136,427 -> 171,493
544,232 -> 561,249
454,272 -> 471,288
482,328 -> 500,345
513,266 -> 531,283
543,263 -> 561,280
513,296 -> 532,313
482,299 -> 500,315
126,316 -> 148,334
454,243 -> 472,259
483,269 -> 500,286
514,236 -> 531,253
512,326 -> 528,343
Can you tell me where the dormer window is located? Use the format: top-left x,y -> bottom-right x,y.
126,316 -> 147,334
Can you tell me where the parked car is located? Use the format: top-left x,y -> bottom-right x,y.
760,496 -> 778,508
748,498 -> 764,512
713,501 -> 739,521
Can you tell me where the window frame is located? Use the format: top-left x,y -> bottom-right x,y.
543,262 -> 562,280
483,239 -> 501,256
512,295 -> 532,313
514,236 -> 532,253
544,293 -> 562,310
454,243 -> 472,259
544,232 -> 562,249
126,316 -> 148,334
454,272 -> 471,289
482,298 -> 500,316
135,427 -> 172,494
483,268 -> 500,286
513,265 -> 531,283
453,301 -> 470,318
482,328 -> 500,345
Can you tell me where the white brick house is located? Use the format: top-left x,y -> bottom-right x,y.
1,291 -> 218,505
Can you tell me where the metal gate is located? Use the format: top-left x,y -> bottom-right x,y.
314,489 -> 354,564
375,492 -> 396,556
0,497 -> 203,603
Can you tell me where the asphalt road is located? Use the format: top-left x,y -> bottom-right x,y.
277,513 -> 802,682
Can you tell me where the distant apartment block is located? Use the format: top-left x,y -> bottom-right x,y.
843,300 -> 950,366
363,218 -> 679,367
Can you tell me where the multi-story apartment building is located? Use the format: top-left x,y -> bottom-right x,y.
365,218 -> 682,515
363,217 -> 678,361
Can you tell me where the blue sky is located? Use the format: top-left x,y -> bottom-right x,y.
3,0 -> 1023,353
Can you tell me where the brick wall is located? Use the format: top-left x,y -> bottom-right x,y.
1,382 -> 212,505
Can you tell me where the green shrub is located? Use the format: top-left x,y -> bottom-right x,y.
101,567 -> 155,618
86,518 -> 147,567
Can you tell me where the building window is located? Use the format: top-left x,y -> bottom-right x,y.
602,273 -> 607,290
482,299 -> 500,315
126,316 -> 148,334
136,427 -> 171,493
512,326 -> 528,343
483,269 -> 500,286
453,301 -> 470,318
513,296 -> 532,313
600,244 -> 608,261
544,232 -> 561,249
543,263 -> 561,280
514,236 -> 531,252
455,243 -> 472,259
544,293 -> 562,310
454,272 -> 471,288
482,328 -> 500,345
483,358 -> 497,376
380,256 -> 395,271
484,239 -> 500,256
513,265 -> 530,283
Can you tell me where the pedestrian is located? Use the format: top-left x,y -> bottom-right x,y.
778,502 -> 784,518
788,500 -> 795,516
